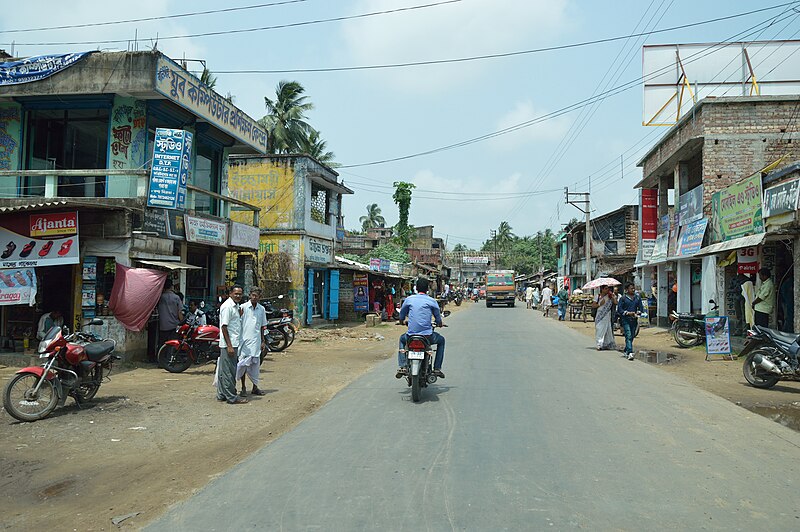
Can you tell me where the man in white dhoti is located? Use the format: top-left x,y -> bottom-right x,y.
237,287 -> 268,397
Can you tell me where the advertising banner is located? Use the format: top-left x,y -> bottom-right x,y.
0,268 -> 37,306
678,185 -> 703,225
389,261 -> 401,275
0,211 -> 79,269
667,213 -> 680,257
229,221 -> 259,250
0,52 -> 93,86
380,258 -> 390,272
353,273 -> 369,312
147,128 -> 192,209
763,178 -> 800,218
710,175 -> 764,242
369,258 -> 380,271
677,219 -> 708,256
737,247 -> 759,275
641,188 -> 658,239
705,316 -> 732,355
184,215 -> 228,247
649,233 -> 669,262
641,239 -> 655,261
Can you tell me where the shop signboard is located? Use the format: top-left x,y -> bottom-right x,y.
763,177 -> 800,219
229,221 -> 259,250
389,261 -> 401,275
678,185 -> 703,225
0,268 -> 37,306
353,273 -> 369,312
677,218 -> 708,256
705,316 -> 732,355
380,258 -> 390,272
147,128 -> 192,210
710,175 -> 764,242
649,233 -> 668,262
463,256 -> 489,264
82,256 -> 97,281
369,258 -> 380,271
184,215 -> 228,247
0,211 -> 79,269
737,247 -> 759,275
305,237 -> 333,265
142,208 -> 169,237
641,239 -> 655,261
641,188 -> 658,239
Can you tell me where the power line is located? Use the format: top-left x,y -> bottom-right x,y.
0,0 -> 462,46
0,0 -> 312,34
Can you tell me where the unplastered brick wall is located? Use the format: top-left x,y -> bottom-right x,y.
641,109 -> 706,179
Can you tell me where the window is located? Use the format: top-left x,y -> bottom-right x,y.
193,143 -> 221,215
186,248 -> 210,299
310,183 -> 329,225
25,109 -> 109,197
604,241 -> 618,255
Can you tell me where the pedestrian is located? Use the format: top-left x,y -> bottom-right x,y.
617,282 -> 645,360
541,283 -> 553,317
556,285 -> 569,320
532,285 -> 540,309
740,274 -> 755,329
752,267 -> 776,328
216,285 -> 247,404
238,287 -> 268,397
187,300 -> 207,326
525,284 -> 534,309
36,309 -> 64,340
157,278 -> 183,363
592,285 -> 617,350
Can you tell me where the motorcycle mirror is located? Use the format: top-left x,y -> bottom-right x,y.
278,295 -> 284,299
709,299 -> 716,304
89,318 -> 104,326
200,301 -> 206,309
443,310 -> 451,317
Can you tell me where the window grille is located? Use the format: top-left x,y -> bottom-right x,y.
310,183 -> 329,224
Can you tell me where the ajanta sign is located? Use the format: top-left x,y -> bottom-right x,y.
710,175 -> 764,243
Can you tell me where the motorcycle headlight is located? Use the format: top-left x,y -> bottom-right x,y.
37,338 -> 51,355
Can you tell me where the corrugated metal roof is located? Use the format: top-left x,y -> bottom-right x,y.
0,200 -> 68,213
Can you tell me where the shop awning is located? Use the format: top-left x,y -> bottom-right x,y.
695,233 -> 766,257
136,259 -> 203,270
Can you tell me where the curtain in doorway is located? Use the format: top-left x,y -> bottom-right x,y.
108,264 -> 168,331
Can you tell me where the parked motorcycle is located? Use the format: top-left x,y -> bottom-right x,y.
670,299 -> 719,348
158,318 -> 221,373
741,326 -> 800,389
261,295 -> 295,350
398,310 -> 450,403
3,320 -> 119,422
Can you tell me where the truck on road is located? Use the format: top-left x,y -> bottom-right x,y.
485,270 -> 516,307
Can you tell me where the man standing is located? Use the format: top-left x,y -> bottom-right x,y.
556,285 -> 569,321
525,284 -> 535,309
617,282 -> 645,360
217,285 -> 247,404
752,268 -> 776,328
541,283 -> 553,317
238,287 -> 268,397
157,279 -> 183,361
37,310 -> 63,340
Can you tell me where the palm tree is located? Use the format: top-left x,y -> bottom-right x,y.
359,203 -> 386,231
298,129 -> 337,166
199,67 -> 217,89
260,80 -> 314,154
496,221 -> 515,250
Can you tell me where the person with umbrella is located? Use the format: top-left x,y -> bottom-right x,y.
592,285 -> 617,350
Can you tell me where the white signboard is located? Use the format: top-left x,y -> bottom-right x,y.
229,221 -> 259,250
305,237 -> 333,265
463,256 -> 489,264
185,215 -> 228,247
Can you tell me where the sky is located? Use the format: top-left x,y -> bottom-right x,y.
2,0 -> 799,249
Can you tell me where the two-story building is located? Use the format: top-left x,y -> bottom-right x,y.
0,51 -> 263,359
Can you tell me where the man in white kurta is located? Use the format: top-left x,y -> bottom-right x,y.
237,288 -> 267,396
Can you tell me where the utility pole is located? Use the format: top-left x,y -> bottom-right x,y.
565,186 -> 592,285
490,229 -> 497,268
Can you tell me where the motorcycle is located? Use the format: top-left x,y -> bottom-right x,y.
158,318 -> 221,373
3,320 -> 119,422
741,326 -> 800,389
447,291 -> 462,307
671,299 -> 719,348
261,295 -> 295,350
398,310 -> 450,403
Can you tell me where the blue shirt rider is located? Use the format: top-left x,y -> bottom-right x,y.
396,278 -> 446,379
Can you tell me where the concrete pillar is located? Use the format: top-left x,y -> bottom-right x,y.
658,175 -> 670,217
179,242 -> 188,301
657,264 -> 669,327
795,236 -> 800,334
676,260 -> 691,313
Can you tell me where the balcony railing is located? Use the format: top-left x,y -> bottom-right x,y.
0,169 -> 260,226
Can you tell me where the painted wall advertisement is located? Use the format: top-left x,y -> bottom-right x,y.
305,237 -> 333,265
185,215 -> 228,247
353,273 -> 369,312
0,268 -> 37,306
147,128 -> 192,210
705,316 -> 731,355
710,175 -> 764,243
0,211 -> 79,269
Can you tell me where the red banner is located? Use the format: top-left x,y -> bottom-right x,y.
737,247 -> 759,275
641,189 -> 658,240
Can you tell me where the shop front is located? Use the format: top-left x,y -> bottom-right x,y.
304,235 -> 338,325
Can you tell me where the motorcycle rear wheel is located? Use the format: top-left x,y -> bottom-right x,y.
74,365 -> 102,403
268,328 -> 289,352
158,344 -> 193,373
411,374 -> 421,403
283,325 -> 296,348
674,326 -> 700,348
3,372 -> 59,422
743,350 -> 780,389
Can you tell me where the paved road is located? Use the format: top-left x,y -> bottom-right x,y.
148,303 -> 800,530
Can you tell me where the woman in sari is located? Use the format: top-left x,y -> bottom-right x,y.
593,285 -> 617,351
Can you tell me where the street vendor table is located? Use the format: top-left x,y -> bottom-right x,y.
568,294 -> 595,322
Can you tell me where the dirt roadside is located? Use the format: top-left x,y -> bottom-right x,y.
534,307 -> 800,430
0,302 -> 448,531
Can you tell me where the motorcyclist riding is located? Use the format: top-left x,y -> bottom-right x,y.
396,278 -> 446,379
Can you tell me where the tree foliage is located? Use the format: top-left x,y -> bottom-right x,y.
363,243 -> 410,263
480,228 -> 558,274
260,80 -> 315,154
452,243 -> 470,252
392,181 -> 416,248
359,203 -> 386,231
297,129 -> 337,166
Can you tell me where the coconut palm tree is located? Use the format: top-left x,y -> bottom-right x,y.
199,67 -> 217,89
298,129 -> 337,166
496,221 -> 515,250
260,80 -> 314,154
359,203 -> 386,231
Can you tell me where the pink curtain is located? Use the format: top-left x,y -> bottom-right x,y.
108,264 -> 168,332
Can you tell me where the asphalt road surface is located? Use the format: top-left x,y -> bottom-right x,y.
148,303 -> 800,531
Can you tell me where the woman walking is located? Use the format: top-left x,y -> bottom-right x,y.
592,285 -> 617,351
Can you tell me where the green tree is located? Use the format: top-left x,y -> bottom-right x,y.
392,181 -> 416,248
199,67 -> 217,89
298,129 -> 337,166
364,243 -> 410,263
359,203 -> 386,231
496,221 -> 515,250
260,80 -> 314,154
452,243 -> 469,252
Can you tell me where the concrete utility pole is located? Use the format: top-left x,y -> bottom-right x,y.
565,186 -> 592,285
490,229 -> 497,268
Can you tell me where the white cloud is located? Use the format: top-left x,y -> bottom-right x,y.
340,0 -> 570,92
490,100 -> 572,150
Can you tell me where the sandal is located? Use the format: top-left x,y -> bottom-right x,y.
251,388 -> 267,396
228,397 -> 248,404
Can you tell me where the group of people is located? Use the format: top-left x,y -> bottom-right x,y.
592,282 -> 645,360
523,282 -> 576,320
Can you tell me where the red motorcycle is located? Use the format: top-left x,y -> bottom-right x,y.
158,319 -> 220,373
3,319 -> 118,422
